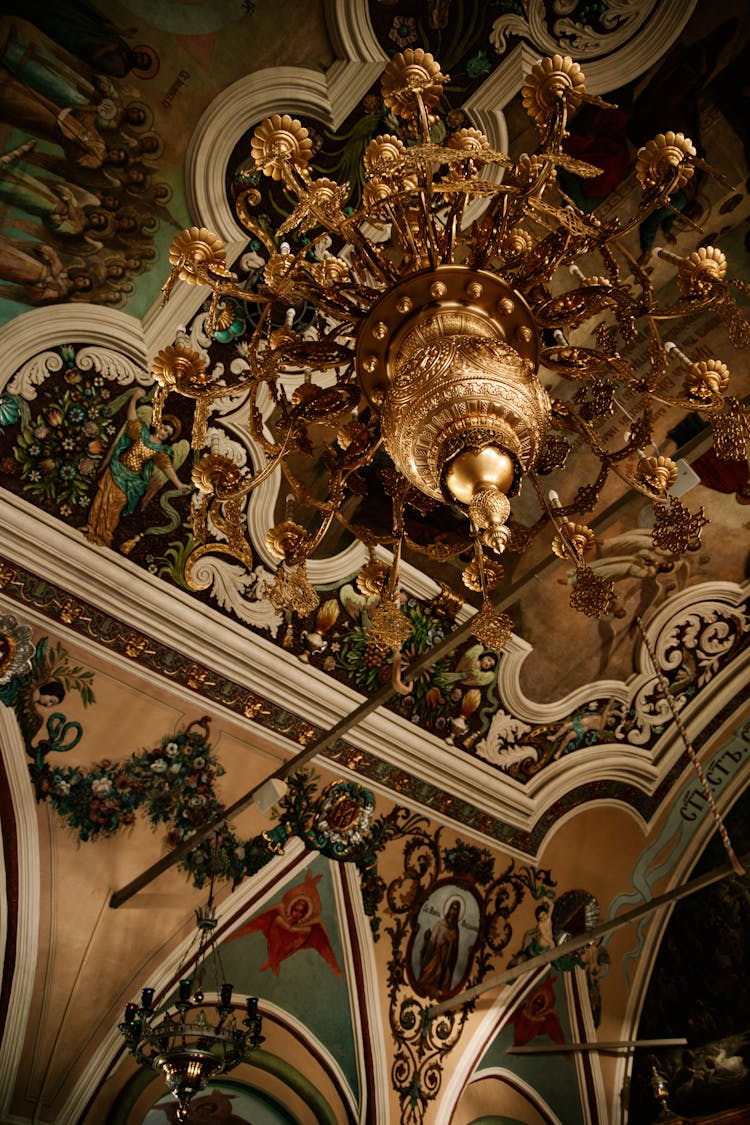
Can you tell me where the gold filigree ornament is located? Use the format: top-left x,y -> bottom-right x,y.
167,227 -> 227,284
356,559 -> 389,597
551,521 -> 596,562
522,54 -> 585,125
678,246 -> 727,297
151,344 -> 212,397
635,131 -> 696,192
501,227 -> 534,263
470,600 -> 513,651
312,254 -> 350,287
461,556 -> 504,592
380,48 -> 446,119
265,519 -> 312,566
711,397 -> 750,462
364,133 -> 406,174
363,595 -> 412,652
652,496 -> 708,554
446,127 -> 490,157
569,565 -> 615,618
683,359 -> 730,406
191,453 -> 244,496
267,563 -> 319,616
251,113 -> 313,180
362,177 -> 394,212
634,455 -> 679,496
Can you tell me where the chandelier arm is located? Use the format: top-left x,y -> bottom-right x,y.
600,164 -> 688,242
384,195 -> 425,272
540,347 -> 637,383
335,513 -> 399,548
402,531 -> 473,561
646,389 -> 725,414
555,402 -> 672,505
234,190 -> 278,256
419,190 -> 442,271
530,473 -> 586,567
438,190 -> 467,263
470,190 -> 517,271
210,434 -> 294,503
189,265 -> 271,308
339,214 -> 399,286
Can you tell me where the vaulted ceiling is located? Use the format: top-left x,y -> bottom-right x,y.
1,2 -> 749,1124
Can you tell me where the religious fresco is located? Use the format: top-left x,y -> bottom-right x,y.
382,823 -> 611,1123
0,0 -> 333,326
144,1083 -> 293,1125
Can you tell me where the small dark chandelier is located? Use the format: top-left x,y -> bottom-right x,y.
119,893 -> 263,1121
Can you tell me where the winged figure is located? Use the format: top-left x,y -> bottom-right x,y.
227,869 -> 342,977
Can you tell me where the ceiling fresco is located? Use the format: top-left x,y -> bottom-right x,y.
0,1 -> 749,1124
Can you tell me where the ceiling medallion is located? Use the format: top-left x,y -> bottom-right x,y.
151,48 -> 749,652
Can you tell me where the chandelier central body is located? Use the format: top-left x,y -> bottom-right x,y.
358,265 -> 550,545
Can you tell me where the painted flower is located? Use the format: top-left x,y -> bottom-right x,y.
170,762 -> 181,773
0,457 -> 17,475
193,756 -> 205,769
83,421 -> 99,436
389,15 -> 417,46
28,444 -> 41,457
92,778 -> 112,798
165,741 -> 180,758
150,759 -> 168,773
45,408 -> 63,427
78,458 -> 95,476
54,779 -> 71,796
189,794 -> 206,807
87,440 -> 104,455
34,425 -> 49,440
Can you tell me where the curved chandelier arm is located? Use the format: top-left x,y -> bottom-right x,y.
552,401 -> 675,506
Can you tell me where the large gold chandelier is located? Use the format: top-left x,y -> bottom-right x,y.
151,49 -> 749,651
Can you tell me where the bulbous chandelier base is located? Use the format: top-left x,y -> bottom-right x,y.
357,265 -> 549,541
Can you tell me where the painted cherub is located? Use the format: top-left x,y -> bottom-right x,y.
227,869 -> 343,977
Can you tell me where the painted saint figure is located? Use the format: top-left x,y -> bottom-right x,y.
84,387 -> 189,548
417,896 -> 462,996
227,869 -> 343,977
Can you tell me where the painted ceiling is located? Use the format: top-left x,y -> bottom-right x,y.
0,2 -> 749,1124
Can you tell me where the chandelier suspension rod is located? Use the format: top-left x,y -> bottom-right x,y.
427,849 -> 750,1018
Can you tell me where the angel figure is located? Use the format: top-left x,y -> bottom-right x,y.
83,387 -> 190,548
227,869 -> 343,977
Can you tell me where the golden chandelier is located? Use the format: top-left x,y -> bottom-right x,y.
151,49 -> 749,652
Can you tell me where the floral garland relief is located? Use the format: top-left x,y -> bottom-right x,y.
0,620 -> 418,913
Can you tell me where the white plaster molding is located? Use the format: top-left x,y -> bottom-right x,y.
185,0 -> 387,240
334,862 -> 389,1124
0,710 -> 41,1120
0,305 -> 148,391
